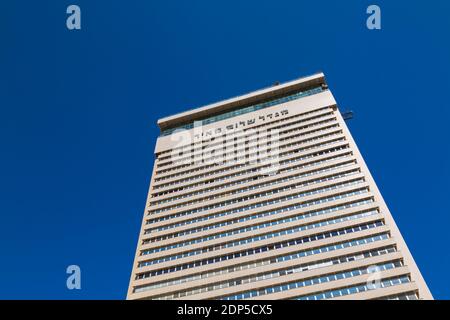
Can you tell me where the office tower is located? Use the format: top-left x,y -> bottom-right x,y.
127,73 -> 432,300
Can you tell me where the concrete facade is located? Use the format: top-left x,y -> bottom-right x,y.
127,73 -> 432,300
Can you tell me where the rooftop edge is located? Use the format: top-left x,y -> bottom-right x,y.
157,72 -> 326,131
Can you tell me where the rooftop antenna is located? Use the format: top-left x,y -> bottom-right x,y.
341,110 -> 354,121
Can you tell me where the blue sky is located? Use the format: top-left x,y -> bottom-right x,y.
0,1 -> 449,299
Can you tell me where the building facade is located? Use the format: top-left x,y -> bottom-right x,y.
127,73 -> 432,300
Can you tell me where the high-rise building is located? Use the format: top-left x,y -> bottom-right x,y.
127,73 -> 432,300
